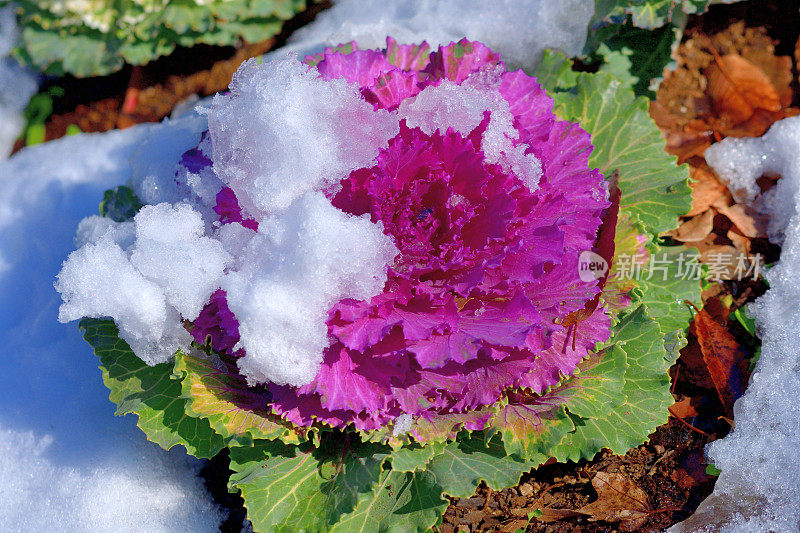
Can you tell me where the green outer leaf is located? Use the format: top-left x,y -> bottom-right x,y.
410,407 -> 492,444
636,245 -> 701,337
331,470 -> 448,533
530,49 -> 578,90
425,434 -> 532,498
594,21 -> 678,98
229,439 -> 388,532
552,70 -> 691,236
99,186 -> 144,222
490,401 -> 573,464
553,305 -> 672,461
79,318 -> 223,458
175,351 -> 302,445
597,44 -> 638,88
389,443 -> 445,473
549,345 -> 628,421
590,0 -> 723,32
663,328 -> 688,365
488,304 -> 677,466
490,341 -> 627,463
231,442 -> 328,533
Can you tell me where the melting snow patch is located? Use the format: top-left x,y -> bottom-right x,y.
206,55 -> 399,217
398,69 -> 542,189
0,426 -> 221,532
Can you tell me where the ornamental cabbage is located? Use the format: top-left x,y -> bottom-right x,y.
58,38 -> 697,531
189,39 -> 611,438
5,0 -> 307,76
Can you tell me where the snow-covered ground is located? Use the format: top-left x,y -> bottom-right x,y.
281,0 -> 592,71
0,118 -> 225,531
0,1 -> 595,530
671,116 -> 800,532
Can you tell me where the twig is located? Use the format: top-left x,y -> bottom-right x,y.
648,449 -> 675,476
668,406 -> 712,439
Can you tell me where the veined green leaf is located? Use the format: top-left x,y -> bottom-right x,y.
331,470 -> 447,533
597,22 -> 678,98
636,245 -> 702,337
425,433 -> 533,498
490,401 -> 573,463
551,69 -> 691,236
389,443 -> 445,473
175,351 -> 302,445
531,49 -> 578,91
99,186 -> 144,222
229,438 -> 389,532
553,305 -> 672,461
79,318 -> 224,458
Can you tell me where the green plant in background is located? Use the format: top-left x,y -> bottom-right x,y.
18,86 -> 81,147
2,0 -> 309,77
587,0 -> 742,97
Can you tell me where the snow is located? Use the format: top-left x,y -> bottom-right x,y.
0,5 -> 38,158
671,115 -> 800,532
57,54 -> 399,387
0,117 -> 223,531
0,427 -> 219,532
392,413 -> 413,437
398,68 -> 542,189
206,54 -> 398,217
56,202 -> 233,365
224,192 -> 398,386
131,203 -> 231,321
283,0 -> 594,72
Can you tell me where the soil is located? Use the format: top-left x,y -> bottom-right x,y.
18,0 -> 798,531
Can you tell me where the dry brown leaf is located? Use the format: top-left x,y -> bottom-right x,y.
795,33 -> 800,69
577,472 -> 650,531
740,44 -> 793,108
697,244 -> 739,280
691,304 -> 750,417
510,506 -> 581,523
671,397 -> 699,419
670,210 -> 715,242
666,132 -> 713,164
678,340 -> 716,390
687,166 -> 727,216
704,54 -> 780,125
649,100 -> 682,131
717,203 -> 768,238
728,228 -> 751,254
672,467 -> 701,491
714,107 -> 787,138
703,295 -> 731,324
